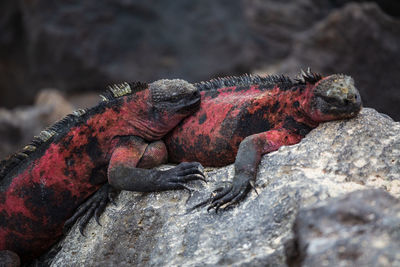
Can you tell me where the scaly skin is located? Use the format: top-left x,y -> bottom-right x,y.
165,70 -> 362,211
0,79 -> 203,264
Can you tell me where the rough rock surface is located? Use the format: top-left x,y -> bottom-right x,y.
44,108 -> 399,266
293,189 -> 400,267
269,2 -> 400,120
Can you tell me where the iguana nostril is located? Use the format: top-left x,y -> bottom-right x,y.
346,93 -> 356,102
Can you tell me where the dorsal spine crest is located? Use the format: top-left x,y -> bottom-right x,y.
194,73 -> 294,91
100,82 -> 132,101
294,67 -> 322,84
194,69 -> 322,92
99,81 -> 148,102
72,108 -> 87,116
108,82 -> 132,98
36,130 -> 56,142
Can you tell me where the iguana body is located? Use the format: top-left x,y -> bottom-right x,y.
0,79 -> 203,264
165,70 -> 362,210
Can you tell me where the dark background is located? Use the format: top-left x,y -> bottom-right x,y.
0,0 -> 399,117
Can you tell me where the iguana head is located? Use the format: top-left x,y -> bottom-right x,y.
306,74 -> 362,122
135,79 -> 201,139
149,79 -> 201,116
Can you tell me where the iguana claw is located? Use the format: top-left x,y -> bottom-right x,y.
63,184 -> 119,236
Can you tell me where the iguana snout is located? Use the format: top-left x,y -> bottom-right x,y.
309,74 -> 362,121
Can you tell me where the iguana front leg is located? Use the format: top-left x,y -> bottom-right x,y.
66,136 -> 205,235
64,136 -> 148,234
108,137 -> 205,192
204,129 -> 302,212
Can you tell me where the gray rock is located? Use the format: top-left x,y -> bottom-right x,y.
47,108 -> 400,266
293,189 -> 400,267
273,2 -> 400,120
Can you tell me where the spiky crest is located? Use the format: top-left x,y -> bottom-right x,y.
193,69 -> 323,92
194,73 -> 294,91
0,81 -> 149,181
100,81 -> 148,102
294,67 -> 322,85
0,110 -> 88,181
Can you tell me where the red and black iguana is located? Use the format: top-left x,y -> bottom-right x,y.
0,79 -> 204,265
0,69 -> 362,265
165,69 -> 362,210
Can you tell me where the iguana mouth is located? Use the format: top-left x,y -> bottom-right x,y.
319,91 -> 362,117
177,97 -> 201,113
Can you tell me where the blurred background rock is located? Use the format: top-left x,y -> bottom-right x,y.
0,0 -> 399,157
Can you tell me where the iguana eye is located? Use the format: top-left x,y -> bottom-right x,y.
170,94 -> 181,102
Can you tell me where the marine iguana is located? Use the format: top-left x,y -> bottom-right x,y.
165,69 -> 362,211
0,79 -> 203,265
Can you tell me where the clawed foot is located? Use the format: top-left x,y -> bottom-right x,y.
156,162 -> 206,193
63,184 -> 119,236
192,173 -> 257,213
